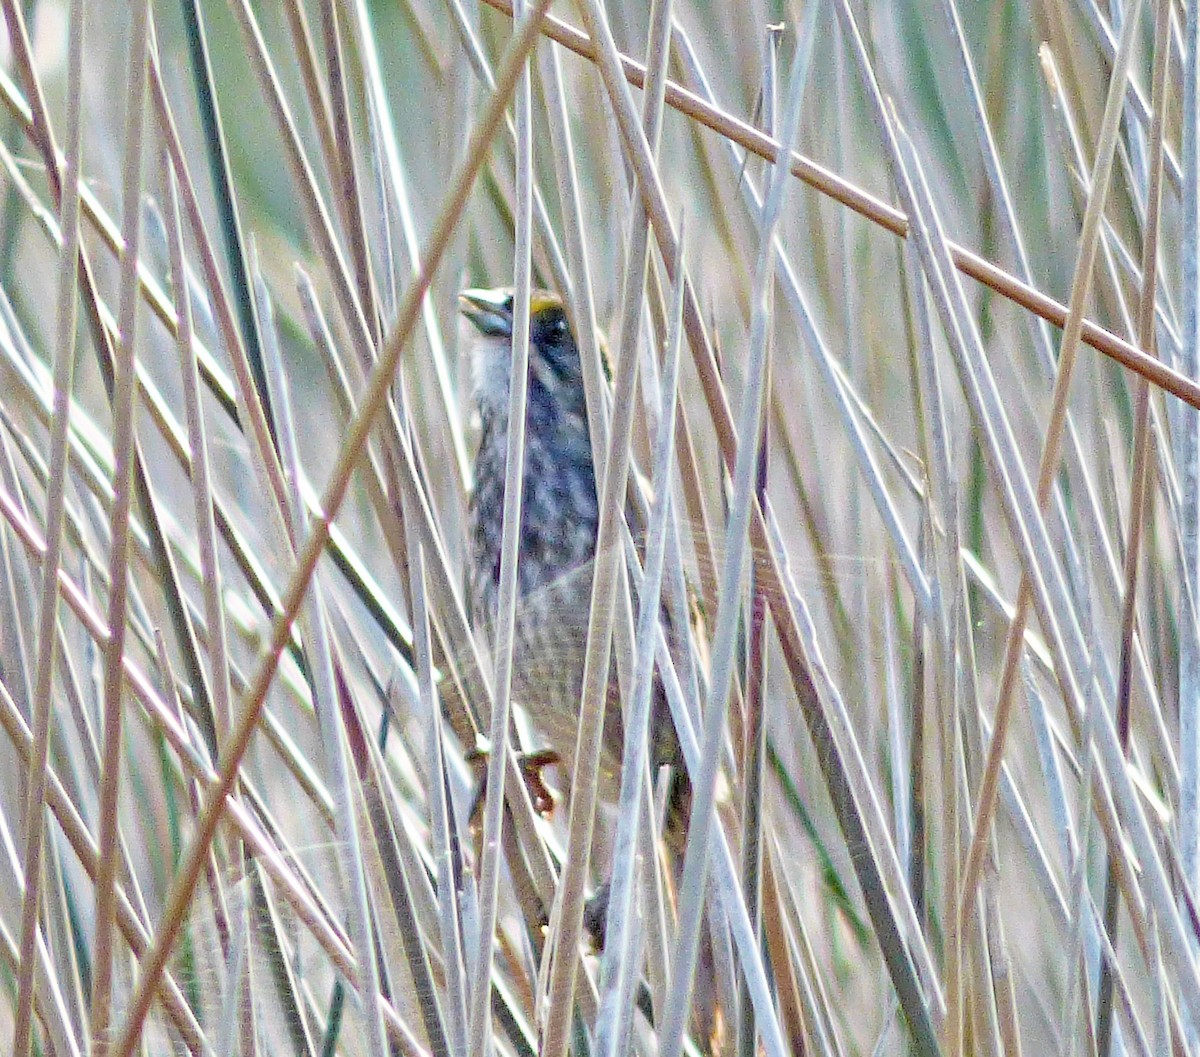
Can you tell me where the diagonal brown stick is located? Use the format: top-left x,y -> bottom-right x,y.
481,0 -> 1200,413
105,5 -> 553,1053
957,0 -> 1144,931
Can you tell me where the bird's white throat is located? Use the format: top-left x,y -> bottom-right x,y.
467,333 -> 513,419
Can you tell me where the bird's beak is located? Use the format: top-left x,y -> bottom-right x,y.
458,288 -> 513,339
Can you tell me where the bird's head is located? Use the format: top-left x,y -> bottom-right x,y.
458,287 -> 588,419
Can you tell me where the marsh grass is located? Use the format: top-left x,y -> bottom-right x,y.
0,0 -> 1195,1054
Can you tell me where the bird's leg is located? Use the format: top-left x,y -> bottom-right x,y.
464,743 -> 561,821
516,748 -> 560,815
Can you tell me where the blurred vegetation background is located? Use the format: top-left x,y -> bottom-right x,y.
0,0 -> 1194,1055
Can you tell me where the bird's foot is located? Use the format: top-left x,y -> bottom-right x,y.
465,745 -> 561,822
517,748 -> 560,815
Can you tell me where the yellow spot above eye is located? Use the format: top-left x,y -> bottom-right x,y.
530,292 -> 562,316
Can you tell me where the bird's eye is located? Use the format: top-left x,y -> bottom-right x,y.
547,314 -> 568,339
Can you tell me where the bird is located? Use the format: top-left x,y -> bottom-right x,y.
458,286 -> 686,807
458,286 -> 720,1049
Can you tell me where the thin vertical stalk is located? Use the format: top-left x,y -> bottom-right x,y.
465,0 -> 535,1050
658,24 -> 810,1057
540,0 -> 675,1046
177,0 -> 273,427
1180,0 -> 1200,925
90,2 -> 151,1049
161,167 -> 237,742
538,40 -> 607,467
738,27 -> 780,1057
9,1 -> 86,1053
412,532 -> 470,1057
319,0 -> 382,346
595,220 -> 686,1057
160,141 -> 247,1056
1096,1 -> 1172,1053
